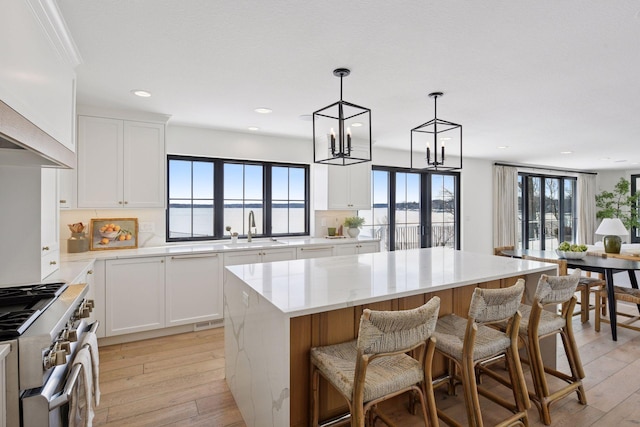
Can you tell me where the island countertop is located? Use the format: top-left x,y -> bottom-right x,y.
225,247 -> 555,318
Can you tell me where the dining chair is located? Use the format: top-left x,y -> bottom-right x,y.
433,280 -> 529,427
595,285 -> 640,333
310,297 -> 440,427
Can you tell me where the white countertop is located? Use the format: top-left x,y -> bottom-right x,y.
60,236 -> 378,262
225,247 -> 556,317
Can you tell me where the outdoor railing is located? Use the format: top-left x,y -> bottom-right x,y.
372,224 -> 455,251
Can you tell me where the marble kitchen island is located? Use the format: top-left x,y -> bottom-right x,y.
224,248 -> 557,427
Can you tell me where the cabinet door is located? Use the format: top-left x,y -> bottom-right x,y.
262,248 -> 297,263
357,241 -> 380,254
297,246 -> 335,259
333,243 -> 358,256
57,168 -> 76,209
223,250 -> 263,267
166,253 -> 223,326
327,166 -> 350,209
347,162 -> 372,209
41,169 -> 59,279
123,121 -> 165,208
77,116 -> 124,208
106,257 -> 165,336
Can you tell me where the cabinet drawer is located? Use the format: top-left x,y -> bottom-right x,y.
296,246 -> 334,259
41,250 -> 60,279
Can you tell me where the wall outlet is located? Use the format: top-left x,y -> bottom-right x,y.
139,221 -> 155,232
242,291 -> 249,307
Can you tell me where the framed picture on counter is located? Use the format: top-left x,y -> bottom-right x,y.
89,218 -> 138,251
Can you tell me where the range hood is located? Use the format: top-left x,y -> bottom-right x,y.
0,99 -> 75,169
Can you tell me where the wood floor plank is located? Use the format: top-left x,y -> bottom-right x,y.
94,317 -> 640,427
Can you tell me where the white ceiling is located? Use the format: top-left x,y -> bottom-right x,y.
57,0 -> 640,171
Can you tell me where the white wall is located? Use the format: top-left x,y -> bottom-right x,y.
61,125 -> 496,252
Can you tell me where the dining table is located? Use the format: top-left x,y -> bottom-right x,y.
501,249 -> 640,341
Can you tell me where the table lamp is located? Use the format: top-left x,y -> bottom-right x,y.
595,218 -> 628,254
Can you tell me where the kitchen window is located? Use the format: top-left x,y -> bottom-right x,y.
166,155 -> 309,241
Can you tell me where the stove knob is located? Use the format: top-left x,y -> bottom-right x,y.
80,308 -> 90,318
67,329 -> 78,342
59,341 -> 71,353
55,350 -> 67,365
43,352 -> 55,370
86,299 -> 95,309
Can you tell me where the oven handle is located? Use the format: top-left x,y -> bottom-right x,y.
49,320 -> 100,410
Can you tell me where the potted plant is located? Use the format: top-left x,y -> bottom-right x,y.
344,216 -> 365,238
595,177 -> 640,230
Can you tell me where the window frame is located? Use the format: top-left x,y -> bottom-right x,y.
166,154 -> 310,242
518,172 -> 577,250
366,165 -> 460,251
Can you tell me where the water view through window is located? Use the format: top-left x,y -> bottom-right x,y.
167,156 -> 308,241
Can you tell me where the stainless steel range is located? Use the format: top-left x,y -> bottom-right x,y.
0,281 -> 96,427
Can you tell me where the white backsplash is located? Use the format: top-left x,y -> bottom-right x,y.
59,208 -> 166,252
313,210 -> 356,237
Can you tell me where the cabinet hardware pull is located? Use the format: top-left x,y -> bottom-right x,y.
124,201 -> 128,204
301,247 -> 333,251
171,254 -> 219,260
59,199 -> 67,203
50,261 -> 57,265
87,270 -> 93,274
42,246 -> 49,251
118,201 -> 123,204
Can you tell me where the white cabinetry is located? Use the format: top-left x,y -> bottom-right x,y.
77,116 -> 165,208
296,245 -> 335,259
105,257 -> 165,336
58,168 -> 76,209
0,0 -> 78,152
333,241 -> 380,256
165,253 -> 223,327
41,168 -> 60,279
223,248 -> 297,267
315,163 -> 371,210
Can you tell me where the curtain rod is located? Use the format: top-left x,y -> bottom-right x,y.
493,162 -> 597,176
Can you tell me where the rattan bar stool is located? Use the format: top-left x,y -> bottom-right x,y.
433,280 -> 529,427
510,270 -> 586,425
310,297 -> 440,427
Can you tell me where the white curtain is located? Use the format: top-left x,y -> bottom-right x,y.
493,165 -> 519,247
577,174 -> 597,245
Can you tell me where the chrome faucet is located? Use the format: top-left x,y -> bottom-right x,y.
247,210 -> 256,242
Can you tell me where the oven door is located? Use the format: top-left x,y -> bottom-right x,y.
21,320 -> 99,427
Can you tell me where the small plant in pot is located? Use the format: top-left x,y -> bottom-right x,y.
344,216 -> 365,238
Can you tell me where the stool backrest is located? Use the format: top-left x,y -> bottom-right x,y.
468,279 -> 525,323
357,297 -> 440,355
522,255 -> 568,276
534,269 -> 581,305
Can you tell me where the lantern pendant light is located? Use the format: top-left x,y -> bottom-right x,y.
410,92 -> 462,171
313,68 -> 372,166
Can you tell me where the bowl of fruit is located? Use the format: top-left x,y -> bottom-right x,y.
99,223 -> 121,240
555,242 -> 588,259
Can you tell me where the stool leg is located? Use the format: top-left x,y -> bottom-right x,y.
581,285 -> 589,323
461,355 -> 483,427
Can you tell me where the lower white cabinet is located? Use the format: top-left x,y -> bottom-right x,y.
296,245 -> 335,259
224,248 -> 297,266
106,257 -> 165,336
333,241 -> 380,256
165,253 -> 223,327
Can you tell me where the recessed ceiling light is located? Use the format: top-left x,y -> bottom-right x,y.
351,122 -> 363,127
560,151 -> 572,154
298,114 -> 312,121
254,107 -> 272,114
497,146 -> 509,149
131,89 -> 151,97
248,126 -> 260,131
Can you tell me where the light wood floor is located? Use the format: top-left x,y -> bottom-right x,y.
95,304 -> 640,426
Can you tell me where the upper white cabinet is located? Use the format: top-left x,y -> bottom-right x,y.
0,0 -> 79,152
315,163 -> 371,210
77,116 -> 166,208
165,253 -> 223,327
